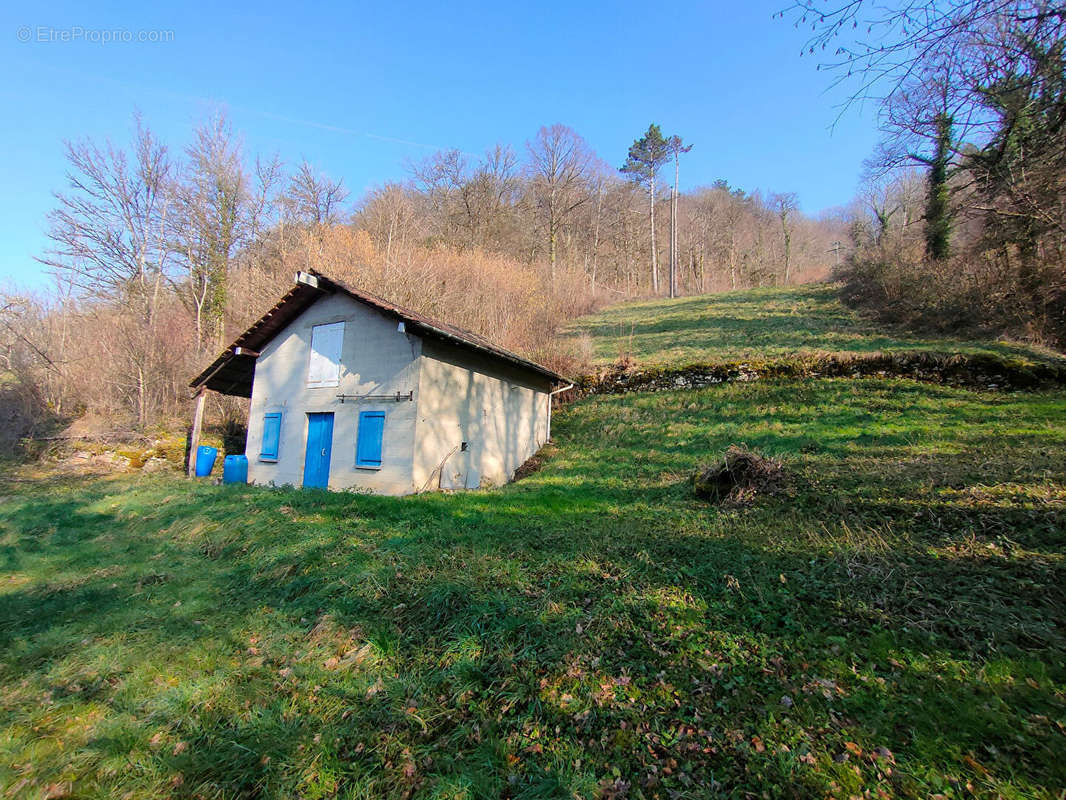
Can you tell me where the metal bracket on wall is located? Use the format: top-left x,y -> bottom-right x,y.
336,390 -> 414,404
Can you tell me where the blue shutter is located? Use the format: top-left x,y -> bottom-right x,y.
356,411 -> 385,468
260,413 -> 282,461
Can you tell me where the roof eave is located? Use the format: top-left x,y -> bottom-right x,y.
189,271 -> 567,394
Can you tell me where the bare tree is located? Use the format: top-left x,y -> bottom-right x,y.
526,124 -> 594,282
578,163 -> 615,288
285,161 -> 349,225
771,192 -> 800,282
356,182 -> 422,262
789,0 -> 1066,340
19,112 -> 848,434
170,112 -> 248,349
39,115 -> 172,318
666,135 -> 693,297
37,115 -> 173,425
248,154 -> 285,240
785,0 -> 1063,115
410,146 -> 519,251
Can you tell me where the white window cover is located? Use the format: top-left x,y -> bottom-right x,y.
307,321 -> 344,387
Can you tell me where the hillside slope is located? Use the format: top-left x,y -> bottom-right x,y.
2,378 -> 1065,798
562,284 -> 1063,367
3,287 -> 1066,799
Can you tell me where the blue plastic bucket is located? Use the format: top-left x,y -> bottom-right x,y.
194,445 -> 218,477
223,454 -> 248,484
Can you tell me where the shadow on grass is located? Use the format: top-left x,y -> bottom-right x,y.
2,477 -> 1064,793
565,285 -> 1062,366
1,379 -> 1064,797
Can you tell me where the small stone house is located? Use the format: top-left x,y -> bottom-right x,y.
189,272 -> 566,494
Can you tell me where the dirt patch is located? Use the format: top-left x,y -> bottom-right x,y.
693,445 -> 785,505
513,443 -> 557,482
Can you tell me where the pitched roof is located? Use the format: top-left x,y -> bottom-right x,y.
190,271 -> 565,397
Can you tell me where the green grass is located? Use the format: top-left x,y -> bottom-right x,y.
2,379 -> 1065,798
562,285 -> 1063,367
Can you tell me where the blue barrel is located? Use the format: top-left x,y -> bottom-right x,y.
194,445 -> 218,477
223,454 -> 248,484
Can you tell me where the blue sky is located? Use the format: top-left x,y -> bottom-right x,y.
0,0 -> 880,290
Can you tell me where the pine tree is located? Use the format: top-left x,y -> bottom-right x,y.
620,124 -> 670,294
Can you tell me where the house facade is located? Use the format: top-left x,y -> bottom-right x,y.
190,272 -> 563,494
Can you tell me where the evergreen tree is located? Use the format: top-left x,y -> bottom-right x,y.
620,124 -> 670,294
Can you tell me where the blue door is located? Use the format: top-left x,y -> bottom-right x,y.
303,412 -> 334,489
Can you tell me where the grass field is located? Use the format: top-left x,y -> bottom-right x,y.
562,285 -> 1063,368
2,378 -> 1065,799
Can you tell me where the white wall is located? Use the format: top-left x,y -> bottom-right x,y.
243,291 -> 554,495
245,292 -> 422,494
413,338 -> 551,490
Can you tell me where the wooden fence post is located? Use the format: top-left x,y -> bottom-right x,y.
188,387 -> 207,477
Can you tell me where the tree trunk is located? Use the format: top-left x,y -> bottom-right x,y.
590,183 -> 603,288
783,225 -> 792,284
137,365 -> 147,429
924,112 -> 953,261
548,185 -> 558,284
650,175 -> 659,294
670,156 -> 680,298
549,223 -> 557,285
729,238 -> 737,290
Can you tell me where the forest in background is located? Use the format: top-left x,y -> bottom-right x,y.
3,0 -> 1064,455
0,116 -> 841,449
795,0 -> 1066,346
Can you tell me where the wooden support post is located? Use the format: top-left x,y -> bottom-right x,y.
188,387 -> 207,478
